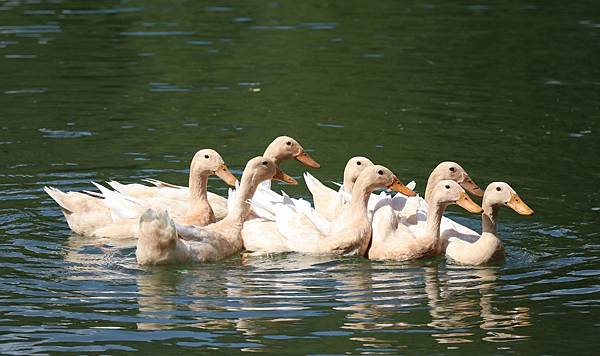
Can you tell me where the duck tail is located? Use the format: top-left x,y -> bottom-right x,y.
138,209 -> 177,248
43,186 -> 74,213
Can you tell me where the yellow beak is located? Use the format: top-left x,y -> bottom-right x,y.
506,193 -> 534,215
273,166 -> 298,185
295,150 -> 321,169
456,192 -> 483,213
214,164 -> 237,186
387,177 -> 416,197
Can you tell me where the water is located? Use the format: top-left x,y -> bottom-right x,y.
1,0 -> 599,354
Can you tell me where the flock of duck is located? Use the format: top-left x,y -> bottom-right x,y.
45,136 -> 534,266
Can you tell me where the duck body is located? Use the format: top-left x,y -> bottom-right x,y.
43,187 -> 113,235
369,180 -> 482,261
247,165 -> 416,256
45,149 -> 236,238
136,157 -> 297,265
445,182 -> 534,265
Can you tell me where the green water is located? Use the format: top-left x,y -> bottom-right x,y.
1,0 -> 599,354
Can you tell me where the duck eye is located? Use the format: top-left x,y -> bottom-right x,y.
445,185 -> 450,189
262,161 -> 268,166
377,170 -> 383,175
449,167 -> 455,172
286,141 -> 292,146
356,161 -> 361,166
204,155 -> 209,159
496,187 -> 501,191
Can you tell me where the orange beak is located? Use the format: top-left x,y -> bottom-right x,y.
273,166 -> 298,185
387,177 -> 416,196
295,150 -> 320,169
506,193 -> 534,215
214,164 -> 237,186
455,191 -> 483,213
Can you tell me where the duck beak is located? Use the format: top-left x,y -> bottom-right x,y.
506,193 -> 534,215
273,167 -> 298,185
456,192 -> 483,213
295,150 -> 321,168
387,177 -> 416,196
460,174 -> 484,198
214,164 -> 237,186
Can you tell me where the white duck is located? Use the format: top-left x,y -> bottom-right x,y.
303,156 -> 375,220
378,161 -> 485,248
110,136 -> 320,220
242,156 -> 375,253
445,182 -> 534,265
368,180 -> 482,261
250,165 -> 416,256
135,156 -> 297,265
45,149 -> 237,237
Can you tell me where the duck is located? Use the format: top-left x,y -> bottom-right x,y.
368,180 -> 483,261
43,187 -> 113,236
445,182 -> 534,265
242,156 -> 375,253
135,156 -> 297,265
45,149 -> 237,237
109,136 -> 320,220
302,156 -> 375,220
376,161 -> 485,248
248,165 -> 416,256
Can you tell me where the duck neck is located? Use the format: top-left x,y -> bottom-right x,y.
424,201 -> 446,244
262,146 -> 283,166
184,172 -> 214,224
481,201 -> 499,236
424,172 -> 441,206
349,179 -> 372,222
223,173 -> 259,227
343,180 -> 354,194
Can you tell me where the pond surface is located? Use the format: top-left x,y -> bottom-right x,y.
1,0 -> 599,354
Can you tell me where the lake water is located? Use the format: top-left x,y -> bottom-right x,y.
1,0 -> 599,354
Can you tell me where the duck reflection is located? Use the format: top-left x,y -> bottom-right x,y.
62,234 -> 531,348
136,264 -> 234,331
232,253 -> 340,338
425,266 -> 531,344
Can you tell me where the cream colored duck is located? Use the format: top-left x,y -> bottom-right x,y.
45,149 -> 237,238
43,187 -> 113,236
242,156 -> 373,254
243,157 -> 392,254
135,156 -> 297,265
98,149 -> 236,224
377,162 -> 485,248
445,182 -> 534,265
388,161 -> 483,221
368,180 -> 482,261
303,156 -> 374,220
249,165 -> 415,256
110,136 -> 320,220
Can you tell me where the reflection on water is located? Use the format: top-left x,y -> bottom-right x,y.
426,267 -> 531,344
126,253 -> 537,352
1,0 -> 599,353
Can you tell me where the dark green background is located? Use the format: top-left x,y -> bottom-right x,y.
0,0 -> 598,354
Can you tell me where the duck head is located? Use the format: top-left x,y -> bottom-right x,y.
342,156 -> 375,192
483,182 -> 534,215
430,180 -> 483,213
263,136 -> 320,168
429,161 -> 483,198
190,149 -> 237,186
244,156 -> 298,186
355,165 -> 416,196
